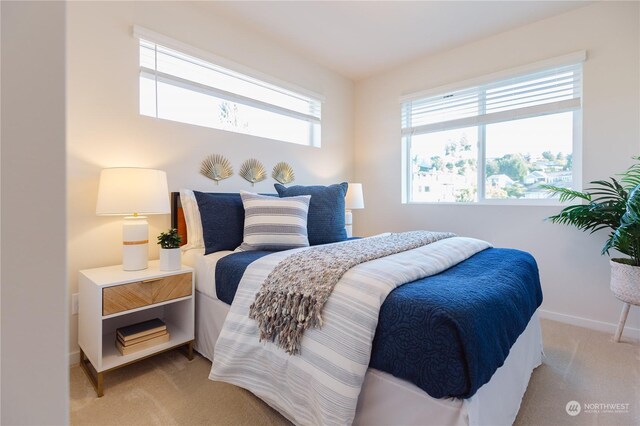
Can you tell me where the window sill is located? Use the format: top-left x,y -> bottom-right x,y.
404,200 -> 566,207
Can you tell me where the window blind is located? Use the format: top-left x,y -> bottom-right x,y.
402,61 -> 583,136
139,39 -> 322,125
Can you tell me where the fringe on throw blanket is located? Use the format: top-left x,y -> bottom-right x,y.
249,231 -> 455,354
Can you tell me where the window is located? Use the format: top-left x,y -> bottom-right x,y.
135,27 -> 322,147
401,53 -> 584,203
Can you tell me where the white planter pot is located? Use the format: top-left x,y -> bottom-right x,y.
159,248 -> 181,271
610,259 -> 640,305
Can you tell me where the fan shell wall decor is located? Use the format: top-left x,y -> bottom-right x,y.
200,154 -> 233,185
240,159 -> 267,186
272,162 -> 295,184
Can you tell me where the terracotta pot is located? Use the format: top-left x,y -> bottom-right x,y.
610,259 -> 640,305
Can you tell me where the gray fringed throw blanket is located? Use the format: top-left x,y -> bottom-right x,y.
248,230 -> 455,354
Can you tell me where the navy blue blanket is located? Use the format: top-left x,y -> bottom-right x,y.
215,250 -> 274,304
215,247 -> 542,399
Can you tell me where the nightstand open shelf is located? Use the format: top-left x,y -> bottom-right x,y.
100,303 -> 193,370
78,261 -> 194,396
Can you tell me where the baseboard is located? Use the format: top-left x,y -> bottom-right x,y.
538,309 -> 640,341
69,349 -> 80,366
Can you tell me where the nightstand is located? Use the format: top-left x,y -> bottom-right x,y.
78,261 -> 194,397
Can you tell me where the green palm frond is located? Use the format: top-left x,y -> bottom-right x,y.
539,184 -> 590,202
543,157 -> 640,265
546,201 -> 623,234
586,179 -> 627,203
621,157 -> 640,189
606,185 -> 640,265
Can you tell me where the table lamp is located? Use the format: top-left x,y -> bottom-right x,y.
96,168 -> 170,271
345,183 -> 364,238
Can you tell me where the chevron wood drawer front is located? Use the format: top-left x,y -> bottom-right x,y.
149,273 -> 192,304
102,272 -> 192,316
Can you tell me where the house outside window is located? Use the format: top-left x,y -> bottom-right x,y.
401,52 -> 584,204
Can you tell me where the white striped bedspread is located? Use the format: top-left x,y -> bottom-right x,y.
210,236 -> 491,425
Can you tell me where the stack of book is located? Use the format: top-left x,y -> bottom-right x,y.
115,318 -> 170,355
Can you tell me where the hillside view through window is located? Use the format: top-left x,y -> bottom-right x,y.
409,112 -> 573,202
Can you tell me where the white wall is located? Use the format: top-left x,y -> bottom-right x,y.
67,1 -> 354,360
354,2 -> 640,336
1,1 -> 69,423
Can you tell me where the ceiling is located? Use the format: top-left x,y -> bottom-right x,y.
198,1 -> 592,81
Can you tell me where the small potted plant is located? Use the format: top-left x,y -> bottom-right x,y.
157,228 -> 182,271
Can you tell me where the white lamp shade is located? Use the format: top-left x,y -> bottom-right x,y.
96,168 -> 170,216
345,183 -> 364,210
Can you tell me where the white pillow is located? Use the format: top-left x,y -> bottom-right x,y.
179,189 -> 204,250
237,191 -> 311,251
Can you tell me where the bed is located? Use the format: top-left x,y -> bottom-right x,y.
172,189 -> 543,426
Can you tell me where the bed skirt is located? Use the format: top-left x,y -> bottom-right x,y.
194,290 -> 542,426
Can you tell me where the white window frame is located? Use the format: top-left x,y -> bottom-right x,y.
133,26 -> 324,147
401,52 -> 585,205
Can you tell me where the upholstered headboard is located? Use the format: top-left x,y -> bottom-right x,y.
170,192 -> 188,247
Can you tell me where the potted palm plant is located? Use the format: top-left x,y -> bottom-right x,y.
157,228 -> 182,271
542,158 -> 640,341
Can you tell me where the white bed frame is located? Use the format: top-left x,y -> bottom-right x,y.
194,289 -> 542,426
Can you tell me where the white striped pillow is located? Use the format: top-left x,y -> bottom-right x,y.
238,191 -> 311,251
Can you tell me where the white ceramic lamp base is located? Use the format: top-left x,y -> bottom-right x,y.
345,209 -> 353,238
122,216 -> 149,271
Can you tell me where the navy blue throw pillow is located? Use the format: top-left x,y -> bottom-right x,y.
274,182 -> 348,246
193,191 -> 245,254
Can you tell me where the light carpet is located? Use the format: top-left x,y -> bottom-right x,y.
70,319 -> 639,425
